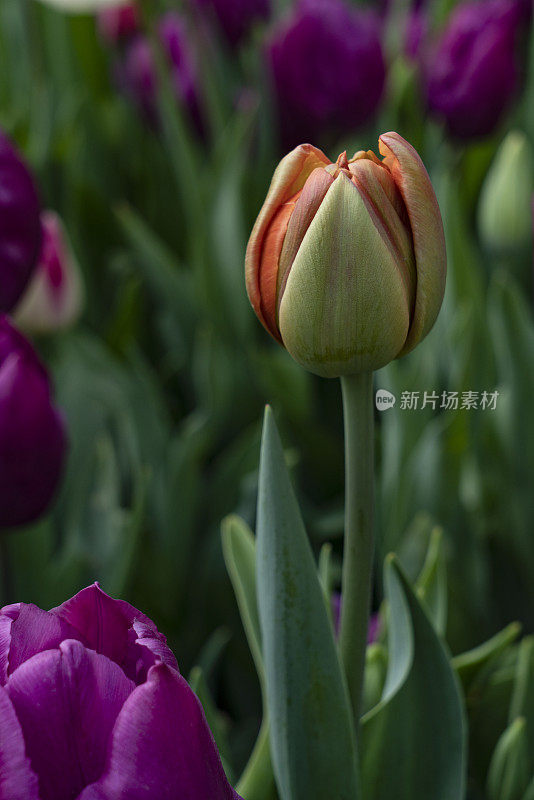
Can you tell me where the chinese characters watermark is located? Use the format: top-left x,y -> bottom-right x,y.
375,389 -> 499,412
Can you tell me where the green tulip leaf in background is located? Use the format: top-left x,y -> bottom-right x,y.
222,515 -> 276,800
361,555 -> 466,800
487,717 -> 530,800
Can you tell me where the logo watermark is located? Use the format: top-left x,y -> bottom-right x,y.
375,389 -> 396,410
375,389 -> 499,411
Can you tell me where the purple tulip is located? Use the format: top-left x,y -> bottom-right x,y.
405,7 -> 427,61
116,12 -> 200,128
425,0 -> 526,139
268,0 -> 386,148
97,4 -> 140,44
0,132 -> 42,313
191,0 -> 271,46
0,317 -> 66,528
0,583 -> 242,799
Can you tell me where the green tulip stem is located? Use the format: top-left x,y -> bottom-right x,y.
338,371 -> 375,724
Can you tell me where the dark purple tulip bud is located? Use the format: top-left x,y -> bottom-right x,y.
425,0 -> 526,140
116,35 -> 157,121
158,12 -> 201,120
191,0 -> 270,46
116,12 -> 200,128
97,3 -> 139,44
268,0 -> 386,149
0,317 -> 66,528
0,133 -> 42,313
0,584 -> 242,799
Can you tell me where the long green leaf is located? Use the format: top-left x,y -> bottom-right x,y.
222,515 -> 264,685
510,637 -> 534,776
222,515 -> 277,800
256,407 -> 359,800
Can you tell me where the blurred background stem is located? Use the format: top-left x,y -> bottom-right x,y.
338,371 -> 375,725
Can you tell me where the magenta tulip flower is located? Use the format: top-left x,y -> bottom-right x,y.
0,317 -> 66,528
0,583 -> 242,799
97,4 -> 139,43
0,132 -> 42,313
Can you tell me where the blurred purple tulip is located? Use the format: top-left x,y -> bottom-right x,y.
405,7 -> 427,60
192,0 -> 271,46
268,0 -> 386,148
0,583 -> 242,799
116,12 -> 200,128
425,0 -> 526,139
97,3 -> 139,44
0,317 -> 66,528
0,132 -> 41,313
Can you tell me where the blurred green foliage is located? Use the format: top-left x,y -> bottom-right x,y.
2,0 -> 534,793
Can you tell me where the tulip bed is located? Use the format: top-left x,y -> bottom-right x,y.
1,0 -> 534,799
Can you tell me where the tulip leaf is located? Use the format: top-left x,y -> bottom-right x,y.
222,515 -> 277,800
362,644 -> 388,717
509,637 -> 534,776
453,622 -> 521,690
222,515 -> 264,685
256,407 -> 359,800
415,526 -> 447,636
115,204 -> 194,314
487,718 -> 530,800
361,555 -> 466,800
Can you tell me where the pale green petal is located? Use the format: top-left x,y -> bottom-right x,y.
278,173 -> 410,378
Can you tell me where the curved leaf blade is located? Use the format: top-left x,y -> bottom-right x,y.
361,556 -> 466,800
256,407 -> 359,800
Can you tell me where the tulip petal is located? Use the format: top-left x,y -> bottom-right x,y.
0,348 -> 66,528
14,210 -> 84,335
0,611 -> 13,684
279,172 -> 411,377
6,640 -> 134,800
378,132 -> 446,355
245,143 -> 330,339
52,583 -> 178,682
0,134 -> 41,313
80,664 -> 241,800
258,196 -> 300,338
0,603 -> 76,684
347,158 -> 416,314
0,686 -> 40,800
277,167 -> 334,309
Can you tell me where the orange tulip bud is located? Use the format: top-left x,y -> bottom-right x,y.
245,132 -> 446,377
